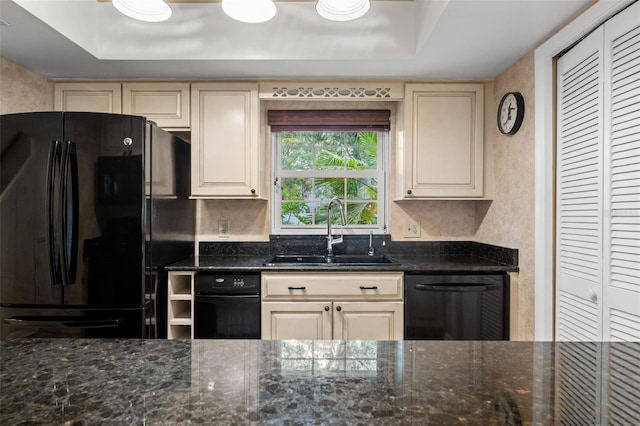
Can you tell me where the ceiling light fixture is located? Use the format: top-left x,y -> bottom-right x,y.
316,0 -> 370,22
221,0 -> 277,24
112,0 -> 172,22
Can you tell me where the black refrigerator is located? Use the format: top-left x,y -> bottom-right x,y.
0,112 -> 194,339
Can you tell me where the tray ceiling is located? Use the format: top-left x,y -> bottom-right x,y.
0,0 -> 592,79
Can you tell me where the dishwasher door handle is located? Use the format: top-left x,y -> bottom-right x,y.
195,294 -> 259,302
414,283 -> 501,292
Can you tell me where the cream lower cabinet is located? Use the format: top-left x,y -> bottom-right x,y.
261,272 -> 404,340
401,83 -> 484,198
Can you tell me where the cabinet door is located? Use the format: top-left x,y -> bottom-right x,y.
123,82 -> 190,129
333,301 -> 403,341
54,82 -> 122,113
191,82 -> 261,198
402,83 -> 484,198
262,302 -> 332,340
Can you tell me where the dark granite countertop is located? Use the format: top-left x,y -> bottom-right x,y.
167,253 -> 518,273
2,339 -> 638,425
165,237 -> 519,273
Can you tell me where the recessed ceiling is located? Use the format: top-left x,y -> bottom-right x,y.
0,0 -> 592,80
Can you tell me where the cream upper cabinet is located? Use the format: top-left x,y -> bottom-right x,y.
190,82 -> 262,198
261,272 -> 404,340
401,83 -> 484,198
54,82 -> 122,113
123,82 -> 190,129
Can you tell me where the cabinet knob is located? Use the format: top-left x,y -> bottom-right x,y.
406,189 -> 412,195
336,306 -> 342,312
587,288 -> 598,303
324,306 -> 330,312
251,188 -> 256,194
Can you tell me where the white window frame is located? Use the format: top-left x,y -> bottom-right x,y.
271,131 -> 390,235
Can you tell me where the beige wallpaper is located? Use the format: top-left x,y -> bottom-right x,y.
196,98 -> 482,243
194,82 -> 537,340
0,57 -> 53,114
0,53 -> 535,337
475,52 -> 536,340
195,78 -> 536,339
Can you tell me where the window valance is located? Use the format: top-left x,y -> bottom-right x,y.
267,110 -> 391,132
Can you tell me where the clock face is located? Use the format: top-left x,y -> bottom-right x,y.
497,92 -> 524,135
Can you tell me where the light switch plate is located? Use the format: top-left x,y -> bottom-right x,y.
404,220 -> 420,238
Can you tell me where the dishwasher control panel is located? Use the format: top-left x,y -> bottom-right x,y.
195,273 -> 260,295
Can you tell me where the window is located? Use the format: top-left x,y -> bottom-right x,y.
269,110 -> 389,235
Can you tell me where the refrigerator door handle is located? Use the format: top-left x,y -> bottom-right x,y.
47,140 -> 62,286
61,141 -> 79,286
57,142 -> 69,287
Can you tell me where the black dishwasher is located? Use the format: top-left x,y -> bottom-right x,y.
405,274 -> 509,340
194,273 -> 261,339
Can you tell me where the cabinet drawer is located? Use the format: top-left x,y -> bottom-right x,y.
262,272 -> 403,300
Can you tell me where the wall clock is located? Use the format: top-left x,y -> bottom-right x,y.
497,92 -> 525,135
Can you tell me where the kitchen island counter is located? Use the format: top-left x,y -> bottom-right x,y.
1,339 -> 638,425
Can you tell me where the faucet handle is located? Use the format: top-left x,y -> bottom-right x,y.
368,231 -> 375,256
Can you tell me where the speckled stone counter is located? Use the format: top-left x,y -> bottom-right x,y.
166,237 -> 519,273
2,339 -> 638,425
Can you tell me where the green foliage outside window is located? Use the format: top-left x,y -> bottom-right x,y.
280,131 -> 379,227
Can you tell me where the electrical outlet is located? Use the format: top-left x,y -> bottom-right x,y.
404,220 -> 420,238
218,220 -> 229,237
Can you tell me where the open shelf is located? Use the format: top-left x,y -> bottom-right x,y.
168,325 -> 192,340
167,272 -> 194,340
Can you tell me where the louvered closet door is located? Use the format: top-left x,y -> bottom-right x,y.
556,27 -> 605,341
602,1 -> 640,342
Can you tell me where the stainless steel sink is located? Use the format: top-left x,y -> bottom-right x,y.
263,254 -> 398,266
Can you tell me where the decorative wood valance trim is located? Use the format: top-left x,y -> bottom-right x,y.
267,109 -> 391,132
259,82 -> 404,100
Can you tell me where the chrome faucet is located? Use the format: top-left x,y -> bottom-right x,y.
326,197 -> 347,259
368,231 -> 375,256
